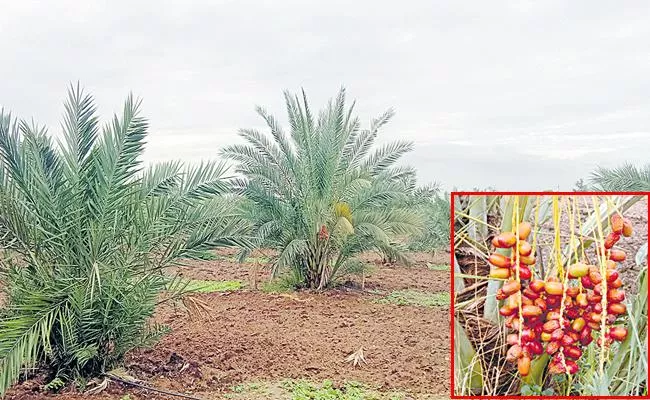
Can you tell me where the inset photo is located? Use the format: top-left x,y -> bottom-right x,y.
451,193 -> 649,398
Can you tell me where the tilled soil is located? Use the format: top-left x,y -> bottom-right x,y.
171,248 -> 271,288
129,290 -> 449,395
5,252 -> 451,400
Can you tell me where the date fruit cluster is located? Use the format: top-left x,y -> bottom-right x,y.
489,215 -> 633,376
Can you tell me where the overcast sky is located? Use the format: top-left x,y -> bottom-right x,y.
1,0 -> 649,191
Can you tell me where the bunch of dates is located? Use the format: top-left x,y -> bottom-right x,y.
488,215 -> 633,376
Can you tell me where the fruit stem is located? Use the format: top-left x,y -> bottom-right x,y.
514,196 -> 523,347
530,195 -> 540,278
555,196 -> 570,375
592,196 -> 608,376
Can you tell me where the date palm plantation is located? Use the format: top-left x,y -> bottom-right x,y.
222,88 -> 428,289
0,86 -> 249,395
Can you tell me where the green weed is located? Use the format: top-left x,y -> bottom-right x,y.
281,379 -> 405,400
261,277 -> 297,294
426,263 -> 450,271
229,382 -> 264,394
185,279 -> 243,293
242,256 -> 271,264
189,249 -> 219,261
375,290 -> 450,307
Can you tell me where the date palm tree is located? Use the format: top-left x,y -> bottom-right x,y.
590,163 -> 650,191
222,88 -> 424,289
0,85 -> 249,394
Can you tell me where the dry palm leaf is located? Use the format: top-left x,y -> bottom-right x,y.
104,368 -> 204,400
106,367 -> 139,383
179,363 -> 190,373
84,377 -> 109,395
182,295 -> 213,320
346,347 -> 367,367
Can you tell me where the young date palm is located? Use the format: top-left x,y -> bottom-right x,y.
0,85 -> 249,395
222,88 -> 424,289
407,193 -> 450,254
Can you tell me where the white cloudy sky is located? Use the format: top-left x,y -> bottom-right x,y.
1,0 -> 649,191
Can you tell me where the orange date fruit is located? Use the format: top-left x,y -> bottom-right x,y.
609,326 -> 628,341
502,280 -> 521,296
518,355 -> 531,376
517,222 -> 532,240
571,317 -> 586,332
529,279 -> 545,293
604,232 -> 620,249
608,302 -> 627,315
609,249 -> 626,262
506,344 -> 523,362
490,267 -> 511,279
622,218 -> 633,237
522,305 -> 542,318
611,214 -> 624,234
545,281 -> 563,295
489,253 -> 511,269
518,241 -> 532,256
492,232 -> 517,248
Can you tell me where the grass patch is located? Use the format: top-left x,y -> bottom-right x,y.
189,249 -> 219,261
426,263 -> 450,271
185,279 -> 243,293
260,276 -> 297,294
282,380 -> 405,400
261,281 -> 293,294
223,379 -> 408,399
241,256 -> 271,264
221,255 -> 272,264
375,290 -> 450,307
224,382 -> 268,398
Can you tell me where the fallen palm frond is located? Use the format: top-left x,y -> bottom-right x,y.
181,295 -> 214,321
103,368 -> 205,400
84,377 -> 109,395
345,347 -> 367,367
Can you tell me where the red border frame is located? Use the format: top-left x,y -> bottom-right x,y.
450,191 -> 650,399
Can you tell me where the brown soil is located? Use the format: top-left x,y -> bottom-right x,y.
5,251 -> 451,400
171,248 -> 272,287
347,250 -> 450,293
131,291 -> 448,394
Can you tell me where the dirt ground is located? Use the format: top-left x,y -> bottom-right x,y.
5,250 -> 451,400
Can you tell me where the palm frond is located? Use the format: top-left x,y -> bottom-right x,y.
590,163 -> 650,192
